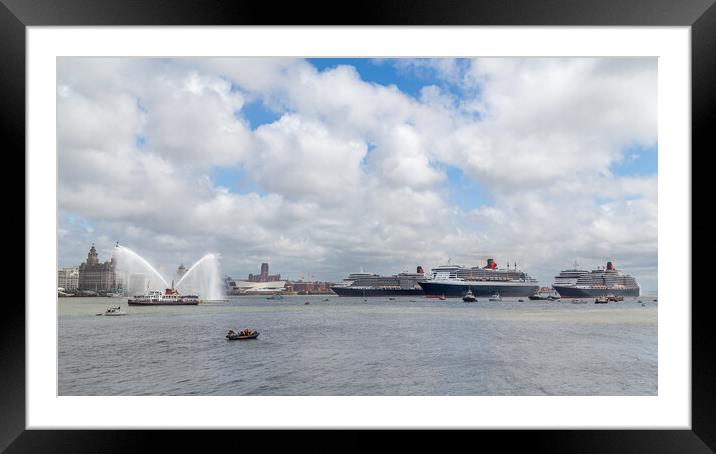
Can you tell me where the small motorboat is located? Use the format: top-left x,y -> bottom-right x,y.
439,295 -> 447,301
266,294 -> 283,300
529,288 -> 560,300
488,293 -> 501,302
462,290 -> 477,303
594,296 -> 609,304
606,294 -> 624,302
226,329 -> 260,340
518,298 -> 525,302
97,306 -> 126,316
304,301 -> 311,305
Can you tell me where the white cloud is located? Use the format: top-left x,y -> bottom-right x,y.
57,57 -> 658,291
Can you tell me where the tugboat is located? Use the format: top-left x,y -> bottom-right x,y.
606,294 -> 624,302
226,328 -> 259,340
462,289 -> 477,303
594,296 -> 609,304
128,281 -> 200,306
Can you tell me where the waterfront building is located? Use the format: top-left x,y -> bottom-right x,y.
225,278 -> 287,295
286,281 -> 334,294
57,267 -> 79,291
78,244 -> 118,291
224,262 -> 285,294
248,262 -> 281,282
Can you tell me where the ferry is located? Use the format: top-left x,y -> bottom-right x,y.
128,285 -> 199,306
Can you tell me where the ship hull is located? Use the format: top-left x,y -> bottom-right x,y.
128,300 -> 199,306
330,287 -> 424,297
552,286 -> 640,298
418,281 -> 539,297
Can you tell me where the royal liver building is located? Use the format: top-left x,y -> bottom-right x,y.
78,244 -> 118,291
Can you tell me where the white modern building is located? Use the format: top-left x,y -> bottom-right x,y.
225,279 -> 286,295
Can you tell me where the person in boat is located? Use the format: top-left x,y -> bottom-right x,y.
228,329 -> 236,337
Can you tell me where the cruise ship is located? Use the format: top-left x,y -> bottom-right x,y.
417,259 -> 540,297
552,261 -> 640,297
330,266 -> 426,297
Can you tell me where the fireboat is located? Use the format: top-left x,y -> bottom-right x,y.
128,281 -> 200,306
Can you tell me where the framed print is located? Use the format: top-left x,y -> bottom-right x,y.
6,0 -> 713,450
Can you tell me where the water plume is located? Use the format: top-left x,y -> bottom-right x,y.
114,245 -> 169,289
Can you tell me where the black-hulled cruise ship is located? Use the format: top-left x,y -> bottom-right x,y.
330,267 -> 426,297
417,259 -> 539,297
552,261 -> 639,297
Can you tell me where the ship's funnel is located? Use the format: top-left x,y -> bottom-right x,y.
417,265 -> 424,274
485,258 -> 497,269
606,261 -> 615,271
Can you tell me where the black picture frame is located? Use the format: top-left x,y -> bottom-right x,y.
5,0 -> 712,450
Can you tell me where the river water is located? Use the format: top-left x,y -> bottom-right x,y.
58,295 -> 657,395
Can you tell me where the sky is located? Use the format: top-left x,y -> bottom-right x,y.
57,57 -> 658,292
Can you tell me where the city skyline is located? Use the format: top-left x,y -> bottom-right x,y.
58,57 -> 658,291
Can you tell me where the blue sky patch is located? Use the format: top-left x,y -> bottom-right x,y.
211,165 -> 266,195
238,99 -> 282,130
442,165 -> 494,211
611,143 -> 657,176
307,58 -> 468,101
136,97 -> 147,112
